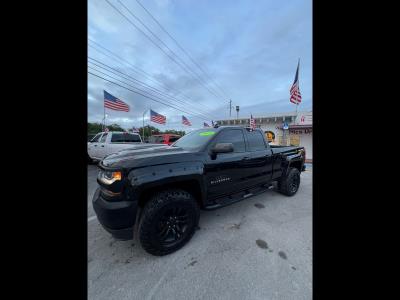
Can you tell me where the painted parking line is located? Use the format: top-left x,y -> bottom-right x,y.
88,215 -> 97,222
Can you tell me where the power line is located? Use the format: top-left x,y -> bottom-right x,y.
116,0 -> 226,102
88,58 -> 218,120
89,39 -> 167,91
134,0 -> 232,100
88,57 -> 217,119
88,41 -> 218,113
105,0 -> 227,104
88,66 -> 212,121
88,69 -> 214,122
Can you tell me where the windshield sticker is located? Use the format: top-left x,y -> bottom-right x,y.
199,131 -> 215,136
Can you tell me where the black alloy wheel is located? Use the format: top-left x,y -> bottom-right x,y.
278,167 -> 301,196
157,206 -> 190,247
290,172 -> 300,194
138,189 -> 200,256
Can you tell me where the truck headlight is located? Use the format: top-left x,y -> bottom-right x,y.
98,170 -> 122,185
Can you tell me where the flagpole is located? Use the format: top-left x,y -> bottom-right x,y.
296,58 -> 300,123
149,106 -> 151,141
103,105 -> 106,132
142,109 -> 147,142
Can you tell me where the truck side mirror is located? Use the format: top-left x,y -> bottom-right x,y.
211,143 -> 234,154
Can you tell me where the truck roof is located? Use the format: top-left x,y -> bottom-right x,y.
99,131 -> 140,135
211,125 -> 263,132
152,133 -> 181,137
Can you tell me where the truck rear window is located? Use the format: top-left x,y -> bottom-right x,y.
111,133 -> 141,143
247,130 -> 267,151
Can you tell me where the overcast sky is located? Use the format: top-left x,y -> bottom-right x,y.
88,0 -> 312,131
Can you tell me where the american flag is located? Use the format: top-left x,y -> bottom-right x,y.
104,90 -> 130,112
249,114 -> 256,130
290,60 -> 302,105
203,122 -> 210,127
132,126 -> 139,132
104,127 -> 109,132
150,109 -> 166,124
182,115 -> 192,126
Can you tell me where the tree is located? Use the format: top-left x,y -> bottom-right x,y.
163,129 -> 186,136
88,122 -> 103,135
88,122 -> 125,134
137,125 -> 161,138
107,123 -> 125,131
88,122 -> 186,137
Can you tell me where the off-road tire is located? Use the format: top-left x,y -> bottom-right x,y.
138,189 -> 200,256
278,167 -> 301,196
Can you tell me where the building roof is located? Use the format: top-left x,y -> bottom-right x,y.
216,111 -> 312,123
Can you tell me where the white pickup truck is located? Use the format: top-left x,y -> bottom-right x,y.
88,131 -> 145,162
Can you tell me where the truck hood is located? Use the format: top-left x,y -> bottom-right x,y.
101,145 -> 204,169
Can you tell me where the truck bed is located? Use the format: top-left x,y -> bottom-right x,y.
270,145 -> 303,155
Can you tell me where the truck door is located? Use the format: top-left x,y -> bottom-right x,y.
204,129 -> 251,199
244,129 -> 274,186
88,133 -> 103,159
97,132 -> 108,159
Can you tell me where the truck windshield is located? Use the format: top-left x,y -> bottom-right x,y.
171,129 -> 217,150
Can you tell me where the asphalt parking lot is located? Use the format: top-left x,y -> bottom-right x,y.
88,164 -> 312,300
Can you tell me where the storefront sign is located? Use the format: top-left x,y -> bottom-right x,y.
289,128 -> 312,135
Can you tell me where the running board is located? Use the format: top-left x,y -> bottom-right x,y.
204,183 -> 273,210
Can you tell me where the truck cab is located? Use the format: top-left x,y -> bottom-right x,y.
88,131 -> 142,161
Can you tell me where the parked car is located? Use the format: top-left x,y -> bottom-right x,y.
148,134 -> 181,145
88,131 -> 166,162
92,126 -> 305,255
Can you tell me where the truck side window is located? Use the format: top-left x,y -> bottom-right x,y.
247,131 -> 266,151
91,133 -> 102,143
212,129 -> 246,153
100,133 -> 108,143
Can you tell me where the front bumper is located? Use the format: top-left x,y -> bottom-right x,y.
92,188 -> 138,240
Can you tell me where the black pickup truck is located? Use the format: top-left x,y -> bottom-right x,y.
93,126 -> 305,255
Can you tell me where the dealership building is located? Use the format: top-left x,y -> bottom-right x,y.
215,111 -> 313,162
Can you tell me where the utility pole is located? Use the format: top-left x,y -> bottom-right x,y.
229,99 -> 232,119
142,109 -> 148,142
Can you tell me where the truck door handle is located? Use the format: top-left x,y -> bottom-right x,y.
242,156 -> 250,160
101,145 -> 104,147
94,145 -> 97,147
